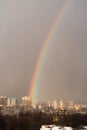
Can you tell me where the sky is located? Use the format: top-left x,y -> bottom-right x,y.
0,0 -> 87,103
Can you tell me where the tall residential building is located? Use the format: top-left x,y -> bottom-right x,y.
0,96 -> 8,106
59,100 -> 66,110
21,96 -> 32,107
7,98 -> 17,106
52,100 -> 58,109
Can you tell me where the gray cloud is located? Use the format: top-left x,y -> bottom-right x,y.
0,0 -> 87,103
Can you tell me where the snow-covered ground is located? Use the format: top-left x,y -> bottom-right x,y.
40,125 -> 87,130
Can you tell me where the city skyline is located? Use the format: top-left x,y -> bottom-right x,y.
0,0 -> 87,103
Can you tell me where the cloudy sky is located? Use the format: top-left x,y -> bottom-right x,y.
0,0 -> 87,103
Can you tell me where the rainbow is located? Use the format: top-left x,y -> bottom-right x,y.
29,0 -> 72,101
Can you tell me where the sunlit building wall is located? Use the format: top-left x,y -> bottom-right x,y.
7,98 -> 17,106
21,96 -> 32,107
0,96 -> 8,106
59,100 -> 66,110
52,100 -> 58,109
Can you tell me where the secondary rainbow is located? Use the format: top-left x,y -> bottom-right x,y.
29,0 -> 72,101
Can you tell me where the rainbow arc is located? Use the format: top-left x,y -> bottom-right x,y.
29,0 -> 72,101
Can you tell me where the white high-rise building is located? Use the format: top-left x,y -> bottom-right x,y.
53,100 -> 58,109
21,96 -> 32,107
7,98 -> 17,106
59,100 -> 66,110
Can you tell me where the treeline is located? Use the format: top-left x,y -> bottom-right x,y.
0,111 -> 87,130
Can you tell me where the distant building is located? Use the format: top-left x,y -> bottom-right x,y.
21,96 -> 32,107
59,100 -> 66,110
0,96 -> 8,106
7,98 -> 17,106
52,100 -> 58,109
47,100 -> 51,107
75,104 -> 81,112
